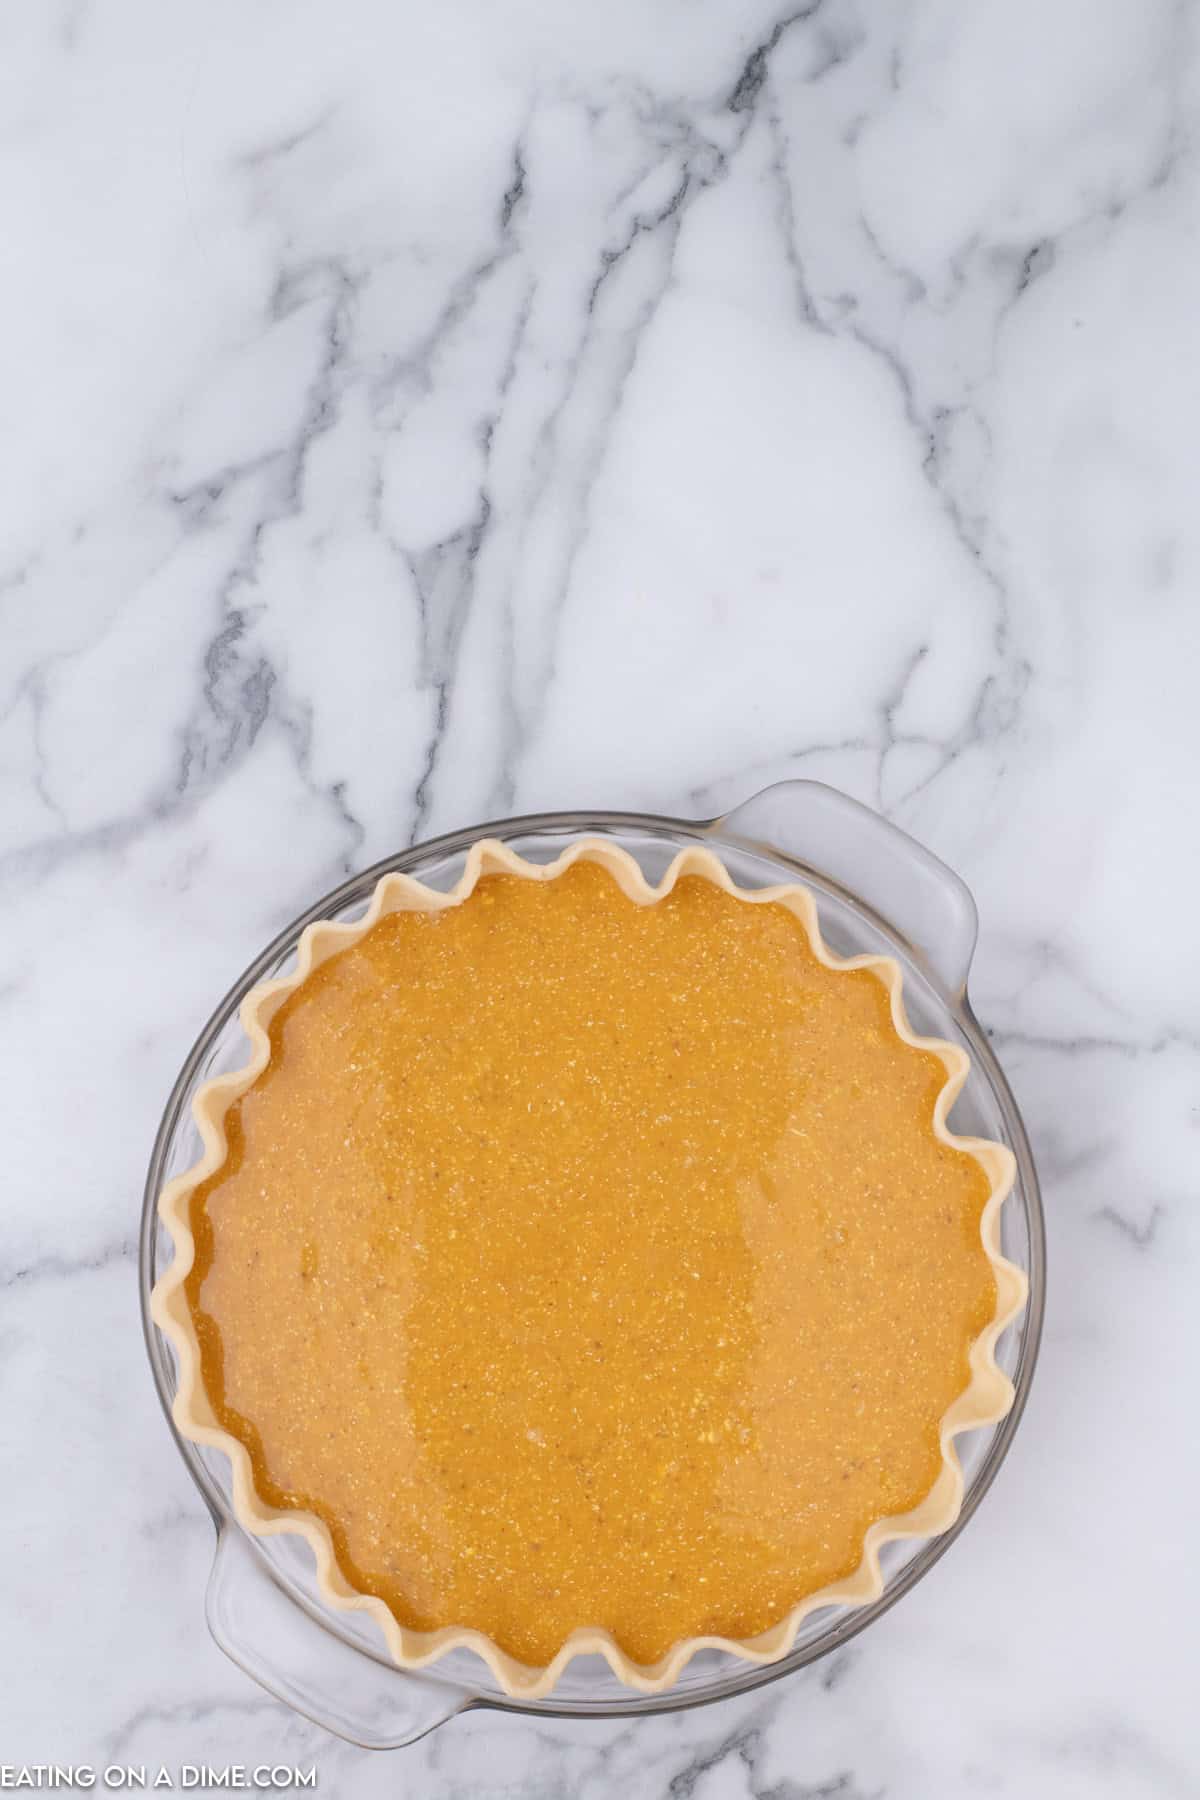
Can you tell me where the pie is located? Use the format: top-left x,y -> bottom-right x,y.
152,839 -> 1025,1697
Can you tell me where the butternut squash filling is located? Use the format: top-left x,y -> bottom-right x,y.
186,861 -> 996,1668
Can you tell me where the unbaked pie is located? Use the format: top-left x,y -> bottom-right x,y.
152,839 -> 1025,1697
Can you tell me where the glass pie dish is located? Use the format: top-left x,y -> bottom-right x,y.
140,780 -> 1045,1748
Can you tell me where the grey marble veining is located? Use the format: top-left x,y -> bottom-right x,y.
2,0 -> 1199,1794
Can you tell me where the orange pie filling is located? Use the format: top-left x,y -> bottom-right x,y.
185,861 -> 996,1669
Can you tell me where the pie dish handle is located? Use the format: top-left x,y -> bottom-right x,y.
206,1526 -> 475,1750
712,780 -> 978,997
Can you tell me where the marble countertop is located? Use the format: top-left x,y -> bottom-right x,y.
3,0 -> 1198,1794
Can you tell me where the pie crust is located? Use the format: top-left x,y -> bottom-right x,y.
151,837 -> 1027,1698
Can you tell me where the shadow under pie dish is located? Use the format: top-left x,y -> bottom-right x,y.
151,836 -> 1027,1700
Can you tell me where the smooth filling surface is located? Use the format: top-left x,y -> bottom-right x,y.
187,861 -> 996,1667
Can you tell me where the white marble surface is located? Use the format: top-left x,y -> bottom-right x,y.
2,0 -> 1198,1792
